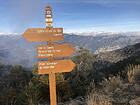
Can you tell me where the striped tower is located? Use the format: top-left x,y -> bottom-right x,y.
45,6 -> 53,27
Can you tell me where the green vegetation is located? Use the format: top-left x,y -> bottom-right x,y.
0,47 -> 140,105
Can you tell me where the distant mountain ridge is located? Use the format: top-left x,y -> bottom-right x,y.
96,42 -> 140,63
0,33 -> 140,67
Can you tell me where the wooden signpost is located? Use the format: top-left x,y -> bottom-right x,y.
23,6 -> 76,105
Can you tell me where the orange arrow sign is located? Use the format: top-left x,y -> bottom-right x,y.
38,60 -> 76,74
37,43 -> 75,58
23,28 -> 64,42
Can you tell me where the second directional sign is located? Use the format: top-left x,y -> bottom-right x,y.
37,43 -> 75,58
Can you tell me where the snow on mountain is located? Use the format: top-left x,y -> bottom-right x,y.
66,31 -> 140,36
0,32 -> 140,67
0,33 -> 20,36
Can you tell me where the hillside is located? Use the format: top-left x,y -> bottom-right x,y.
93,42 -> 140,73
0,39 -> 140,105
94,43 -> 140,79
96,42 -> 140,63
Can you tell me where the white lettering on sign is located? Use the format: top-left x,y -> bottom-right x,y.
38,50 -> 61,53
38,46 -> 61,54
48,46 -> 54,49
28,29 -> 62,33
38,54 -> 53,57
39,62 -> 58,70
54,34 -> 62,36
39,62 -> 57,66
38,46 -> 55,50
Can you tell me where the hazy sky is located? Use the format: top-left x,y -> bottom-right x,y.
0,0 -> 140,33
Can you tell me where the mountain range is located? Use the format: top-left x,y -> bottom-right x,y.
0,32 -> 140,67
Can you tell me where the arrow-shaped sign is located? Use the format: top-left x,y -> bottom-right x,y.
38,59 -> 76,74
37,43 -> 75,58
23,28 -> 64,42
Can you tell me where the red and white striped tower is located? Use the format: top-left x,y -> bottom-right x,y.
45,6 -> 53,27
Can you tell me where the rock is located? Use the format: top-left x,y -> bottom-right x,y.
58,96 -> 85,105
129,97 -> 140,105
66,97 -> 85,105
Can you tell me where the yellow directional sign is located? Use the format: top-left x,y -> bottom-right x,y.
23,28 -> 64,42
38,60 -> 76,74
37,43 -> 75,58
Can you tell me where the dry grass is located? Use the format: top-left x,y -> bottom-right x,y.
127,64 -> 140,84
101,75 -> 123,93
86,92 -> 112,105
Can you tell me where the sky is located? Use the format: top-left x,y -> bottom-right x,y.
0,0 -> 140,34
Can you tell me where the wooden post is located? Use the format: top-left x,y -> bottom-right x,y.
46,6 -> 57,105
49,73 -> 56,105
47,41 -> 57,105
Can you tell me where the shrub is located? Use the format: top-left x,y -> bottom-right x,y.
21,81 -> 43,105
65,47 -> 95,97
127,64 -> 140,84
86,92 -> 112,105
101,75 -> 123,93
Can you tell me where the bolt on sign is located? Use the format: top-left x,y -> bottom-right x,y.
23,5 -> 76,105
